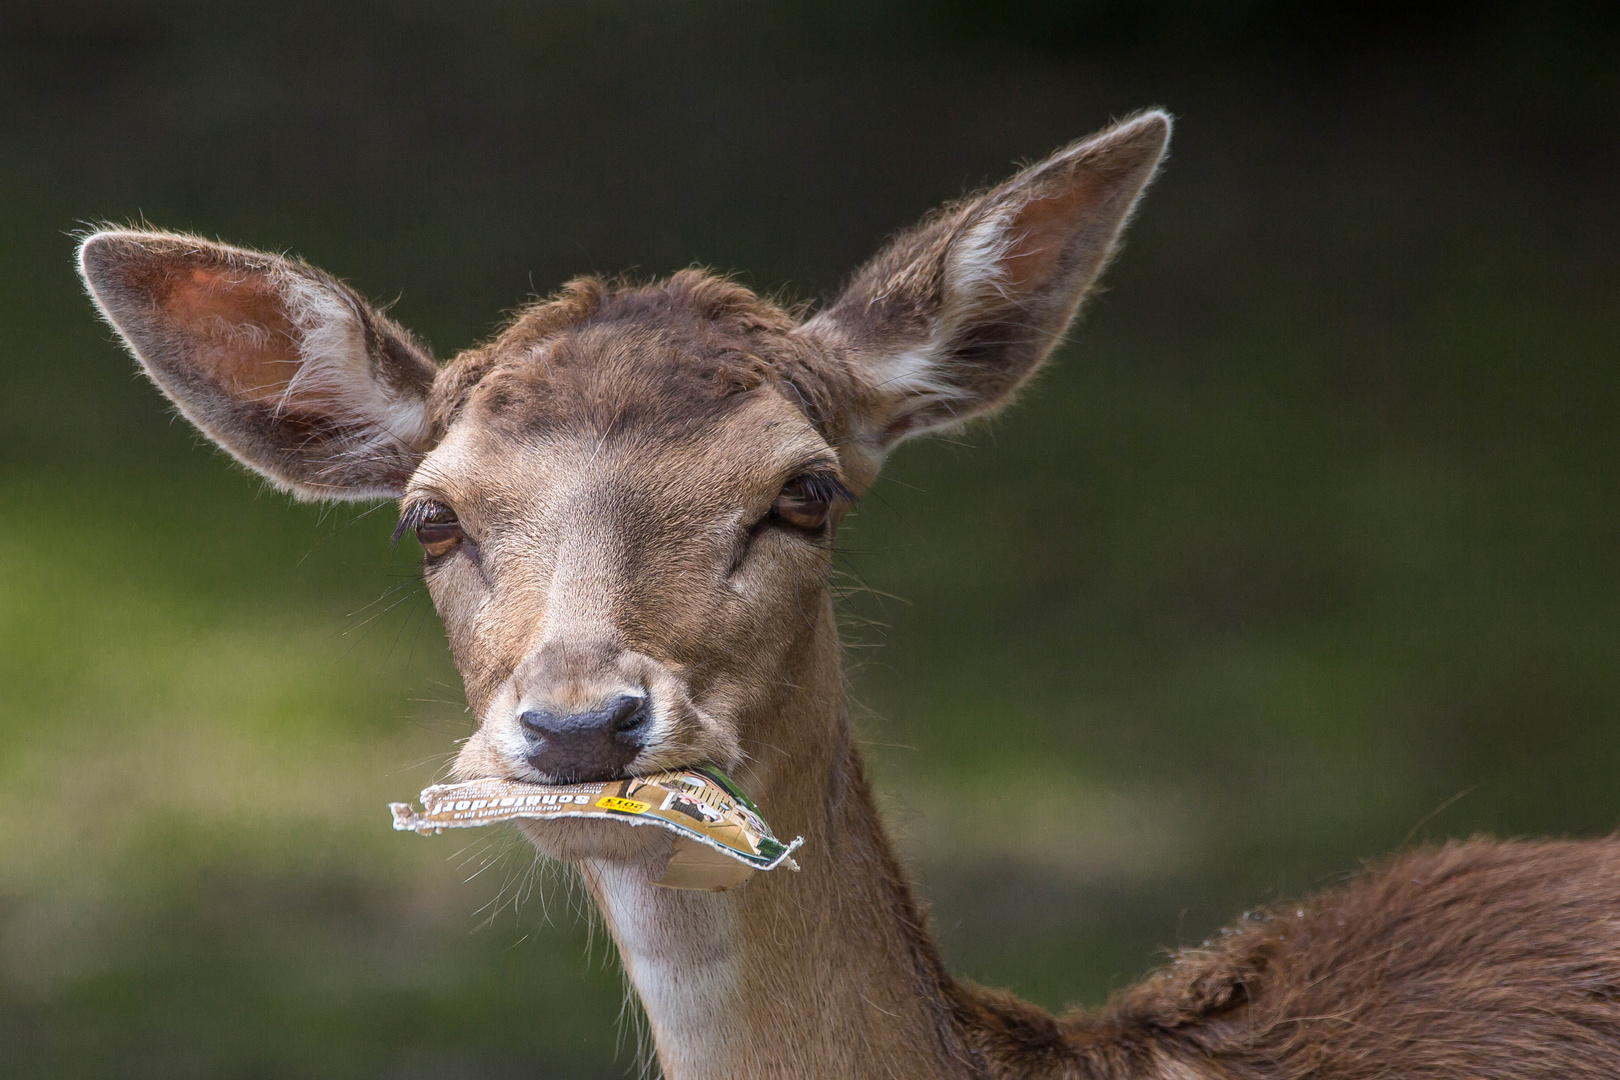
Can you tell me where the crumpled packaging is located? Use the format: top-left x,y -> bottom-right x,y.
390,766 -> 802,891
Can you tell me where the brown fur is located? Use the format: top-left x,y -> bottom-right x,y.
76,110 -> 1620,1078
429,271 -> 856,445
947,838 -> 1620,1079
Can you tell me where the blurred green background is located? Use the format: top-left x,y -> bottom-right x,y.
2,1 -> 1617,1075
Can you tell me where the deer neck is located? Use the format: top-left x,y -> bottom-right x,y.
579,595 -> 984,1080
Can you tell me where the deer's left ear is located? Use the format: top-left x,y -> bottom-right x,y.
78,230 -> 439,500
803,110 -> 1170,451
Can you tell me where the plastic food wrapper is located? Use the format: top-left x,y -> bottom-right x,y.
390,766 -> 803,891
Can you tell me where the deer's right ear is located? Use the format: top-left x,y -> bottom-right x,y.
77,230 -> 439,501
803,110 -> 1170,456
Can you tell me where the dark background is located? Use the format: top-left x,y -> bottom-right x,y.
2,2 -> 1617,1076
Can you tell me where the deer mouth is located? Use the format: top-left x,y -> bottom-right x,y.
517,752 -> 724,789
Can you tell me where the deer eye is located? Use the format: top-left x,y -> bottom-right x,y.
769,472 -> 850,532
397,502 -> 464,559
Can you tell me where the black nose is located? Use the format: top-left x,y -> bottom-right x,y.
518,693 -> 650,782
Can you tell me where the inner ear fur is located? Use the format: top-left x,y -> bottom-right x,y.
804,109 -> 1172,449
78,230 -> 439,501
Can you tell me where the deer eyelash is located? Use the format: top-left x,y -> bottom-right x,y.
393,500 -> 442,546
791,471 -> 857,508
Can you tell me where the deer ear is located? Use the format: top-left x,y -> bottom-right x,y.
78,230 -> 439,501
804,110 -> 1170,450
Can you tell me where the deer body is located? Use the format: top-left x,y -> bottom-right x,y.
77,111 -> 1620,1079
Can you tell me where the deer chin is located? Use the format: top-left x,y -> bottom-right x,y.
515,815 -> 677,866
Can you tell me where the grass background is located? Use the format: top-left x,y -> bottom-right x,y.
2,2 -> 1617,1075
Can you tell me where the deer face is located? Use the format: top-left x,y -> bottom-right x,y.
77,111 -> 1169,865
408,286 -> 858,794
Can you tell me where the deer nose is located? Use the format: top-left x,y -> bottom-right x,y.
517,693 -> 651,782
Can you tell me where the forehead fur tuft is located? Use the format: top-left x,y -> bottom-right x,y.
428,270 -> 856,442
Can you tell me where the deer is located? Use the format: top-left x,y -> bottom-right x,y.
76,110 -> 1620,1079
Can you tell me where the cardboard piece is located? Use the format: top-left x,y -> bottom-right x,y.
390,766 -> 802,891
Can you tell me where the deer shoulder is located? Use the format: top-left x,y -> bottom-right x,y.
947,837 -> 1620,1079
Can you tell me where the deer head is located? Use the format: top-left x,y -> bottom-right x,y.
78,112 -> 1169,873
